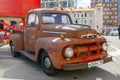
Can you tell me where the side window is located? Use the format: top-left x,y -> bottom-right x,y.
62,15 -> 70,24
27,13 -> 38,26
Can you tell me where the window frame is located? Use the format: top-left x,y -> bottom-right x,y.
27,13 -> 39,26
41,13 -> 71,24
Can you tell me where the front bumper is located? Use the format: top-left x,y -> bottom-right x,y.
62,56 -> 112,70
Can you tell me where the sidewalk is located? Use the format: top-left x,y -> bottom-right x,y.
104,36 -> 120,56
104,36 -> 120,43
104,36 -> 120,48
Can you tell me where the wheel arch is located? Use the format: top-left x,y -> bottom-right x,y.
37,48 -> 60,75
37,48 -> 47,62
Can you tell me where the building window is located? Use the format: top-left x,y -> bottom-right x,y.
85,13 -> 87,17
97,8 -> 101,11
42,0 -> 49,2
60,1 -> 68,7
115,16 -> 117,18
81,14 -> 83,17
41,3 -> 45,8
114,20 -> 117,22
115,12 -> 117,14
46,2 -> 50,8
74,13 -> 76,17
50,2 -> 54,8
115,3 -> 117,6
77,14 -> 79,17
54,2 -> 59,7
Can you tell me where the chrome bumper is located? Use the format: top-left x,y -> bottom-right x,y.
63,56 -> 112,70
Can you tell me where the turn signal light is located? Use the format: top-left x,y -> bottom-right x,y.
60,34 -> 65,40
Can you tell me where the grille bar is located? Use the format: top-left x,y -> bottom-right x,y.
81,34 -> 97,39
74,44 -> 102,57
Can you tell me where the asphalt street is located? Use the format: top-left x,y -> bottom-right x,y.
0,36 -> 120,80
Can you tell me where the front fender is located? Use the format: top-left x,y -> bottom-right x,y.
35,37 -> 74,69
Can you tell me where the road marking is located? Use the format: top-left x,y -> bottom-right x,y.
110,45 -> 120,51
96,78 -> 102,80
0,78 -> 23,80
108,45 -> 120,56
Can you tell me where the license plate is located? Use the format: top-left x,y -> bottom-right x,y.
88,60 -> 103,68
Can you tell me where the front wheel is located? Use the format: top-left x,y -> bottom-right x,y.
41,52 -> 59,76
10,42 -> 21,57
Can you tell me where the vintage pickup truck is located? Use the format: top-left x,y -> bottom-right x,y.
9,9 -> 112,76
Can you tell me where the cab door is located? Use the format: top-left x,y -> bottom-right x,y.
24,13 -> 39,52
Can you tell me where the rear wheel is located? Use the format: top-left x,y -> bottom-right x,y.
41,51 -> 59,76
10,42 -> 20,57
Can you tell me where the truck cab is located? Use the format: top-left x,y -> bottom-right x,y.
9,9 -> 112,76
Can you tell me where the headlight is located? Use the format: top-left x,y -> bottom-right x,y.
64,47 -> 74,58
102,43 -> 108,51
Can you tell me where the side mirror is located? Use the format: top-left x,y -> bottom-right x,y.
31,22 -> 36,26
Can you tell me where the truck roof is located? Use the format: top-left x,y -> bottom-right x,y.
0,0 -> 40,17
29,8 -> 69,15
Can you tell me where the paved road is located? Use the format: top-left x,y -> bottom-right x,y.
0,36 -> 120,80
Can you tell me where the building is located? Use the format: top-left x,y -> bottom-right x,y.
64,4 -> 103,32
91,0 -> 118,27
118,0 -> 120,25
41,0 -> 76,8
67,8 -> 94,26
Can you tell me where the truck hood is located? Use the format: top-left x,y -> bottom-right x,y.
41,24 -> 97,39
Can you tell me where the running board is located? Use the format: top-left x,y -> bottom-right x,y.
19,50 -> 37,62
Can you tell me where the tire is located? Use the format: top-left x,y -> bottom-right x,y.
10,42 -> 21,57
41,52 -> 59,76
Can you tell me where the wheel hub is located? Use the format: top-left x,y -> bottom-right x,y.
44,57 -> 51,69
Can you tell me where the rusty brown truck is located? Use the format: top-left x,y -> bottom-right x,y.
9,9 -> 112,76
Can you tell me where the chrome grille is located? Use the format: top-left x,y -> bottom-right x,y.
81,34 -> 97,38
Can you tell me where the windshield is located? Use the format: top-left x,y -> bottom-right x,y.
42,13 -> 71,24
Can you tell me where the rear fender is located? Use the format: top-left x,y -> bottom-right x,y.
9,33 -> 24,51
